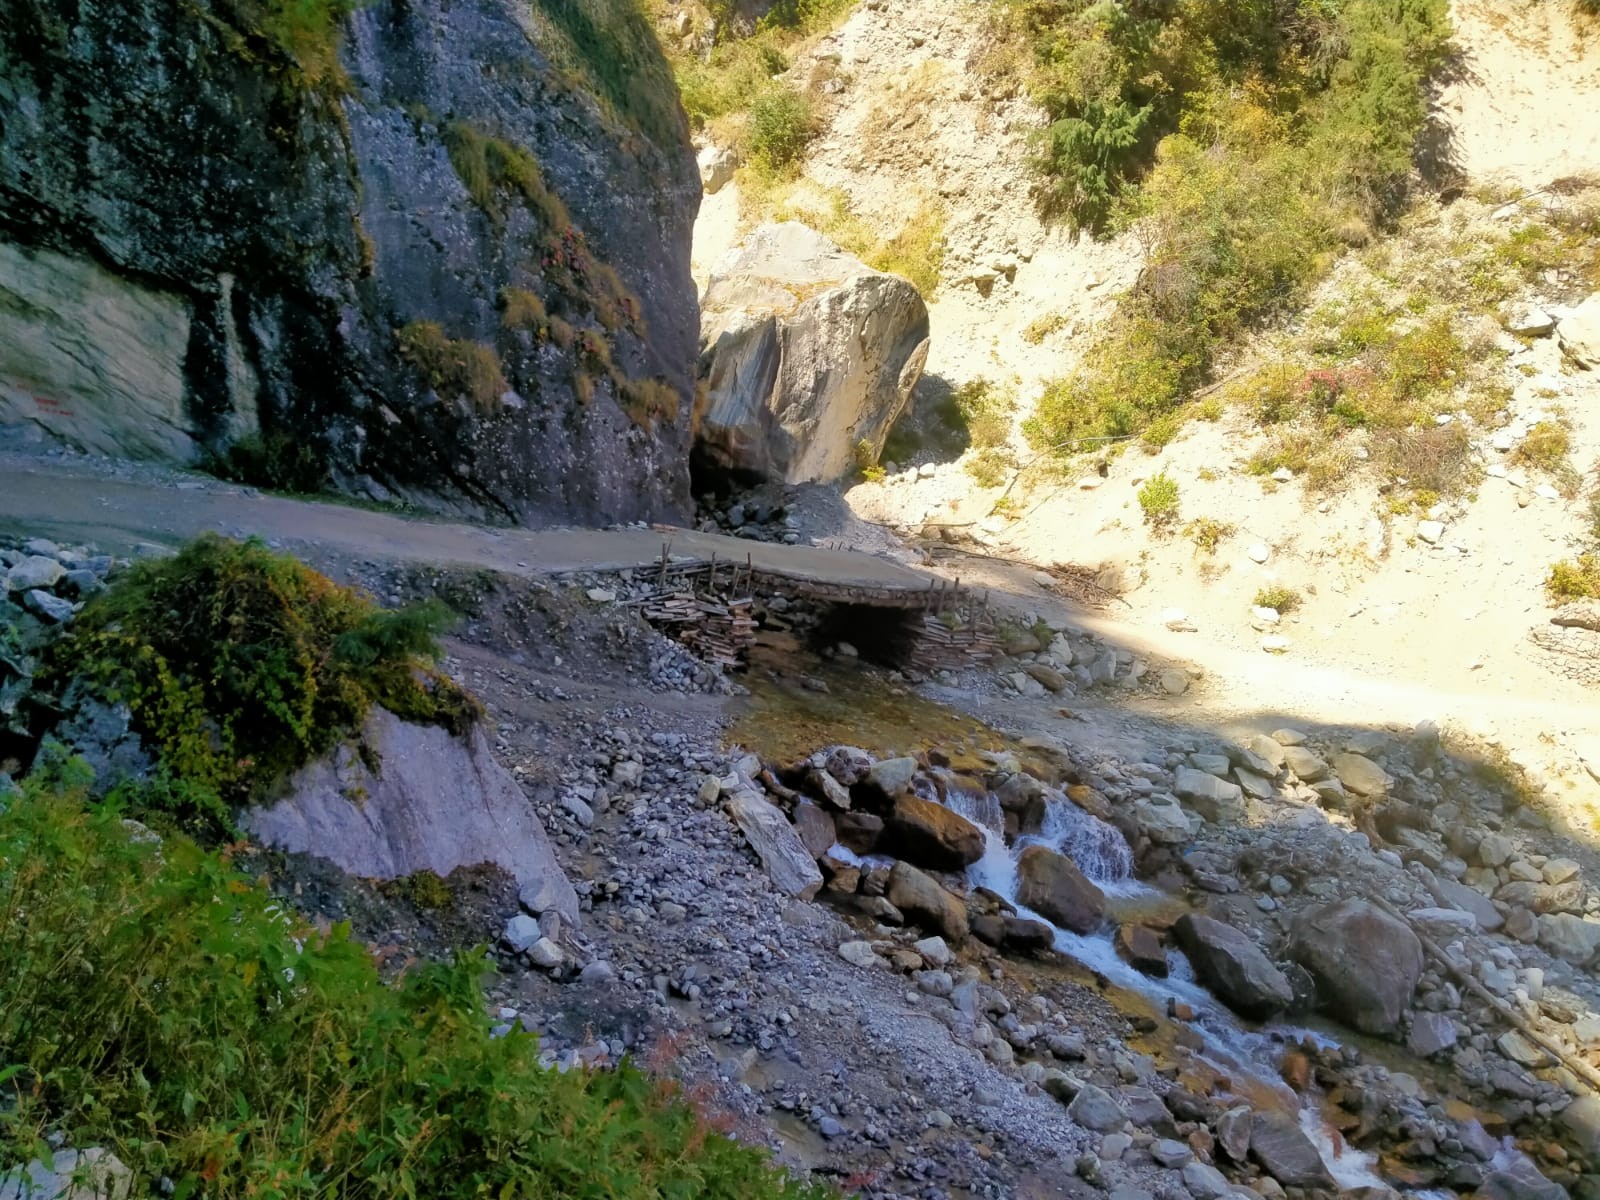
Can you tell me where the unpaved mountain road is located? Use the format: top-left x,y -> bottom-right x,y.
0,454 -> 934,591
6,452 -> 1598,831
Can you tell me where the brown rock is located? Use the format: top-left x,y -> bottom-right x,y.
1016,844 -> 1106,934
1174,913 -> 1293,1019
1023,662 -> 1068,692
1290,897 -> 1423,1036
886,860 -> 969,944
835,810 -> 884,855
1115,923 -> 1169,976
791,801 -> 837,859
881,794 -> 986,871
1002,915 -> 1056,954
1279,1050 -> 1311,1092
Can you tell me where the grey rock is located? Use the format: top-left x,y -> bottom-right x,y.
1538,912 -> 1600,966
502,913 -> 541,953
1151,1138 -> 1192,1168
727,789 -> 824,900
5,556 -> 64,593
1234,767 -> 1275,800
837,940 -> 880,969
1067,1084 -> 1128,1133
1478,1152 -> 1568,1200
1478,832 -> 1515,867
1017,843 -> 1106,934
1215,1106 -> 1252,1161
1174,766 -> 1246,824
696,223 -> 929,483
1425,871 -> 1504,932
1558,1093 -> 1600,1159
886,860 -> 968,943
1134,796 -> 1195,845
0,1148 -> 132,1200
1291,897 -> 1423,1036
1174,913 -> 1293,1019
21,589 -> 73,624
1249,1111 -> 1334,1188
1182,1161 -> 1232,1200
244,706 -> 579,927
865,755 -> 918,798
790,801 -> 837,859
49,694 -> 154,797
1280,746 -> 1329,782
526,937 -> 564,969
4,0 -> 700,522
1557,292 -> 1600,369
1330,751 -> 1391,797
59,570 -> 104,600
1407,1011 -> 1458,1056
578,960 -> 616,986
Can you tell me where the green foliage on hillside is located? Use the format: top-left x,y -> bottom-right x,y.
215,0 -> 363,94
45,536 -> 471,833
534,0 -> 688,146
1012,0 -> 1453,452
0,773 -> 829,1199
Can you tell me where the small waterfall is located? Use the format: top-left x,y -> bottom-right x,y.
1035,792 -> 1133,890
911,777 -> 1390,1189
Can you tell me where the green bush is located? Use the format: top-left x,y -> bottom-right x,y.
206,431 -> 328,494
45,536 -> 472,831
1253,584 -> 1301,613
1510,421 -> 1572,472
1015,0 -> 1453,452
1547,554 -> 1600,601
746,88 -> 817,173
1186,517 -> 1235,554
396,321 -> 511,413
0,775 -> 826,1198
1137,471 -> 1181,529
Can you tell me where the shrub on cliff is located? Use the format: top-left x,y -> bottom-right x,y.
0,770 -> 827,1198
45,535 -> 474,832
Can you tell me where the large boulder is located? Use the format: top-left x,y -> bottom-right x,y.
1174,914 -> 1293,1019
0,0 -> 698,523
727,790 -> 824,900
696,222 -> 930,483
1558,293 -> 1600,369
881,794 -> 986,871
1290,898 -> 1423,1035
1016,844 -> 1106,934
886,860 -> 969,944
242,706 -> 578,927
1249,1112 -> 1333,1189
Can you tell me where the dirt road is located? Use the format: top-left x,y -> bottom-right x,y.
0,454 -> 933,591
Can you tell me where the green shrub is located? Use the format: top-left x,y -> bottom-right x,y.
0,777 -> 825,1198
1021,312 -> 1068,344
217,0 -> 363,94
746,88 -> 817,173
1014,0 -> 1453,451
1137,471 -> 1181,529
1547,554 -> 1600,600
1511,421 -> 1571,472
533,0 -> 686,146
45,535 -> 472,830
1253,584 -> 1301,613
396,321 -> 510,413
1186,517 -> 1235,554
206,431 -> 327,494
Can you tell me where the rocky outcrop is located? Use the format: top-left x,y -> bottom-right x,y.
880,794 -> 985,871
696,223 -> 930,483
1290,898 -> 1423,1035
1248,1112 -> 1333,1189
1174,914 -> 1293,1019
0,0 -> 698,523
1557,293 -> 1600,368
887,860 -> 969,944
1016,845 -> 1105,934
727,789 -> 824,900
243,706 -> 578,927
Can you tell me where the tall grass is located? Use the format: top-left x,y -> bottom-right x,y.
1012,0 -> 1454,452
0,771 -> 828,1199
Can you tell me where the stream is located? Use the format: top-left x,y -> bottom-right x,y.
931,775 -> 1407,1190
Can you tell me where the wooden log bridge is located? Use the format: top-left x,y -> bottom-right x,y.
636,542 -> 1000,671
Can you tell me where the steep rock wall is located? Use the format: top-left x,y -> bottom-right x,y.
0,0 -> 699,523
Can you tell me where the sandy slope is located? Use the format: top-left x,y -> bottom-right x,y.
1435,0 -> 1600,188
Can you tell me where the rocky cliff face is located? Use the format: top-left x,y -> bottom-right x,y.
0,0 -> 699,524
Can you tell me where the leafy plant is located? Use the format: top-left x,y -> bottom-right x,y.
396,321 -> 510,413
45,535 -> 472,831
746,88 -> 817,173
0,776 -> 826,1198
1186,517 -> 1236,554
1137,472 -> 1180,529
1253,584 -> 1301,613
1547,554 -> 1600,601
205,431 -> 327,494
1510,421 -> 1571,472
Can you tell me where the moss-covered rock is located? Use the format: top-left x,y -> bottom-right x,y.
0,0 -> 699,524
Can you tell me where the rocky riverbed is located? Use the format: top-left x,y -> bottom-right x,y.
9,533 -> 1600,1200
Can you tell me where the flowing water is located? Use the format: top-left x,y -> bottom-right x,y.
936,776 -> 1397,1189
